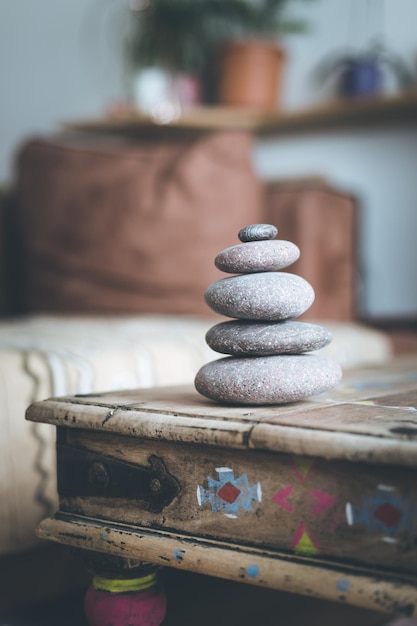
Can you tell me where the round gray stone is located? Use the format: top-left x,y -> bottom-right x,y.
206,320 -> 333,356
238,224 -> 278,242
194,354 -> 342,405
215,240 -> 300,274
205,272 -> 315,320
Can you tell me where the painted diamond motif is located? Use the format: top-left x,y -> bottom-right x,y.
346,486 -> 417,536
374,503 -> 403,528
218,481 -> 241,504
197,468 -> 261,518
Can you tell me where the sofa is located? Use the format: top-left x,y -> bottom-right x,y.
0,132 -> 398,613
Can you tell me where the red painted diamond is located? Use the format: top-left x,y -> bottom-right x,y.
374,503 -> 402,528
218,482 -> 241,504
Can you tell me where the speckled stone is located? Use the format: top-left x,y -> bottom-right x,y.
206,320 -> 333,356
194,354 -> 342,405
215,240 -> 300,274
238,224 -> 278,242
205,272 -> 315,320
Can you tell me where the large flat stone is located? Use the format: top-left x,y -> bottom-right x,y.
215,240 -> 300,274
194,354 -> 342,405
205,273 -> 315,320
206,320 -> 333,355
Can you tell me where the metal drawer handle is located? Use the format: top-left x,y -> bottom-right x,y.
57,444 -> 180,513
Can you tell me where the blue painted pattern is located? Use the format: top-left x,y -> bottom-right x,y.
346,486 -> 417,537
197,467 -> 262,518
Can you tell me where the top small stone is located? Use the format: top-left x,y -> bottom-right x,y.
238,224 -> 278,243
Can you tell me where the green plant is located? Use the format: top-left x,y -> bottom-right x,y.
126,0 -> 240,74
125,0 -> 313,75
232,0 -> 313,37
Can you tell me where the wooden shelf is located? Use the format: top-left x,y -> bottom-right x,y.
257,88 -> 417,136
64,89 -> 417,138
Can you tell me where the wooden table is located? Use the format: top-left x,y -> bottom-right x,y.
27,355 -> 417,623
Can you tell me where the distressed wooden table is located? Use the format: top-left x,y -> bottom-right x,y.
27,355 -> 417,623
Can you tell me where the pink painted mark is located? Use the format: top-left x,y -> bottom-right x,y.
272,485 -> 294,512
291,522 -> 320,555
310,489 -> 336,515
292,456 -> 314,482
84,584 -> 166,626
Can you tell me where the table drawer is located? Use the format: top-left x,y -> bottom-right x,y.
57,427 -> 417,575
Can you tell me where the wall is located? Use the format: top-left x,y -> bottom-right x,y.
0,0 -> 416,320
254,128 -> 417,320
254,0 -> 417,320
0,0 -> 127,182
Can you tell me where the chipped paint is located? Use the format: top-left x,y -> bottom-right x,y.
172,548 -> 185,562
349,400 -> 417,413
247,564 -> 260,579
336,578 -> 351,592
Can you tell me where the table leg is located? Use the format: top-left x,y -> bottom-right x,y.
76,551 -> 167,626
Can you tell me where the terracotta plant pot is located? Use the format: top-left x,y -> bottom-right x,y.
218,39 -> 285,111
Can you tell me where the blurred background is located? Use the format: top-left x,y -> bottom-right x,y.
0,0 -> 416,323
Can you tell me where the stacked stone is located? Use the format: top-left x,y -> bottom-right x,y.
194,224 -> 342,405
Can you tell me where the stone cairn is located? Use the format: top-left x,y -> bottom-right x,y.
194,224 -> 342,405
